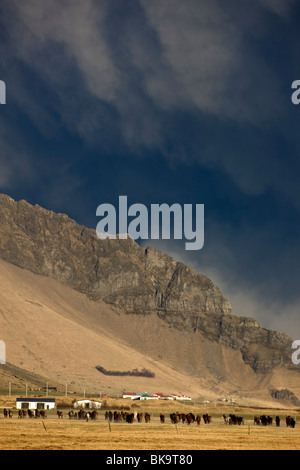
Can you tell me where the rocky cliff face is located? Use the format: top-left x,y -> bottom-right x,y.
0,193 -> 296,374
0,194 -> 231,315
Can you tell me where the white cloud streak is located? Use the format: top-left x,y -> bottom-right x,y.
5,0 -> 295,140
13,0 -> 120,101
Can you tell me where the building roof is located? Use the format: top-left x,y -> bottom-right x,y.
74,399 -> 101,403
16,398 -> 55,402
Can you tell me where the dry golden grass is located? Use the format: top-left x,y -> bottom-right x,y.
0,413 -> 299,450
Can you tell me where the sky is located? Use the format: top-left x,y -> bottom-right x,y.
0,0 -> 300,338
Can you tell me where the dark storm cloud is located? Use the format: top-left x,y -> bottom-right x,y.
0,0 -> 299,337
1,0 -> 299,194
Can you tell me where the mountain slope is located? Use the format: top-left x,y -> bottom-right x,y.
0,258 -> 206,397
0,257 -> 299,405
0,193 -> 299,405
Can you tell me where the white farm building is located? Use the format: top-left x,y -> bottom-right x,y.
73,399 -> 102,410
16,398 -> 56,410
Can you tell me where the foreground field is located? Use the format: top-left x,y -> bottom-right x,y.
0,413 -> 299,450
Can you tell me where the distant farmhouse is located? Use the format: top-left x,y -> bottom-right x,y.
122,392 -> 191,401
73,399 -> 102,410
16,398 -> 55,410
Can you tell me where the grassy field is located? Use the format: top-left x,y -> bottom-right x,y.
0,402 -> 299,450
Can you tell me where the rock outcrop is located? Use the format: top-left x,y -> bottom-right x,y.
0,194 -> 231,315
271,389 -> 300,405
0,193 -> 297,374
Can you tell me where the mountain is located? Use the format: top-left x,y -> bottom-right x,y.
0,193 -> 299,405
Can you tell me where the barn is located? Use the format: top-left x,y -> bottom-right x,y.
16,398 -> 56,410
122,392 -> 142,399
73,399 -> 102,410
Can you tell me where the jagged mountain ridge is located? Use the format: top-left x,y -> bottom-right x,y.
0,193 -> 296,376
0,194 -> 231,315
